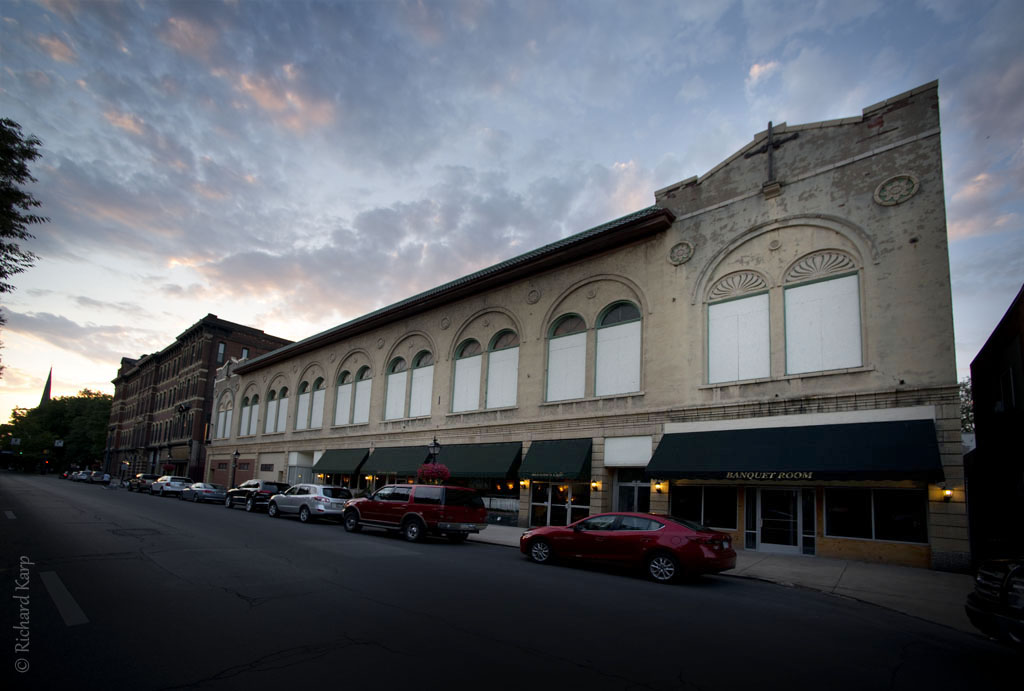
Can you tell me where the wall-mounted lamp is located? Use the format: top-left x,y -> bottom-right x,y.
590,480 -> 601,491
654,481 -> 664,494
940,482 -> 953,502
520,479 -> 530,489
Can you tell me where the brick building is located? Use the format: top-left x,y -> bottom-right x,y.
107,314 -> 292,480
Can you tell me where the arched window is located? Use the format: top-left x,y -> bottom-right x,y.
784,253 -> 861,374
295,381 -> 311,430
335,371 -> 352,425
409,351 -> 434,418
310,377 -> 325,429
353,367 -> 372,424
385,358 -> 408,420
247,394 -> 260,436
216,395 -> 233,440
239,396 -> 251,437
707,272 -> 770,384
486,330 -> 519,408
595,302 -> 641,396
546,315 -> 586,401
264,389 -> 278,434
276,386 -> 289,433
452,340 -> 482,412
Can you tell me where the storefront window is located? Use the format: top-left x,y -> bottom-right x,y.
670,485 -> 737,529
670,486 -> 702,523
826,488 -> 926,543
529,481 -> 590,527
825,489 -> 872,539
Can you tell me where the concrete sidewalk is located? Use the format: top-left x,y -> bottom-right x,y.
469,524 -> 977,635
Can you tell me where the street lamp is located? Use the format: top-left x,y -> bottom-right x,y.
427,436 -> 441,463
230,449 -> 240,488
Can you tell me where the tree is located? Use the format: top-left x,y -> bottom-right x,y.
960,377 -> 975,433
0,118 -> 48,376
1,390 -> 112,471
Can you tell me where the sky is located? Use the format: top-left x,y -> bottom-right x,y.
1,0 -> 1022,422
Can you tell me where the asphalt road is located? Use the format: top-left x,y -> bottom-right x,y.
1,472 -> 1014,690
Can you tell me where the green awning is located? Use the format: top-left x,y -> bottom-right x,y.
646,420 -> 944,481
313,448 -> 369,475
437,442 -> 522,478
520,439 -> 592,480
361,446 -> 429,476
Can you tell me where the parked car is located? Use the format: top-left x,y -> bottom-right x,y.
342,484 -> 487,543
71,470 -> 89,482
87,471 -> 109,485
224,480 -> 290,512
150,476 -> 193,497
180,482 -> 227,503
268,484 -> 353,523
519,512 -> 736,584
966,557 -> 1024,647
128,473 -> 160,492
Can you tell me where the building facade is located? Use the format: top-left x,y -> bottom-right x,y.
966,282 -> 1024,563
209,82 -> 966,570
107,314 -> 292,480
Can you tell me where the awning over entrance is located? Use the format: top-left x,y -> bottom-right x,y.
313,448 -> 369,475
361,446 -> 429,476
437,442 -> 522,478
646,420 -> 944,481
520,438 -> 592,480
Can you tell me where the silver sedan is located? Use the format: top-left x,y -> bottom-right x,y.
180,482 -> 227,503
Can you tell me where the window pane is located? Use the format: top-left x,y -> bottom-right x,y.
596,320 -> 641,395
546,332 -> 586,401
409,365 -> 433,417
295,392 -> 310,430
310,388 -> 325,428
265,399 -> 278,433
414,351 -> 434,367
601,303 -> 640,326
702,486 -> 737,529
353,380 -> 371,424
670,485 -> 703,523
335,383 -> 353,425
491,331 -> 520,350
708,293 -> 770,383
413,486 -> 443,505
390,487 -> 411,501
385,371 -> 408,420
530,504 -> 548,527
486,346 -> 519,408
452,355 -> 482,412
581,515 -> 617,530
825,488 -> 872,539
239,406 -> 250,436
785,274 -> 861,374
570,482 -> 590,508
276,397 -> 288,432
873,490 -> 927,543
619,516 -> 660,531
552,315 -> 585,337
249,403 -> 259,435
390,358 -> 407,373
531,482 -> 548,504
457,340 -> 481,358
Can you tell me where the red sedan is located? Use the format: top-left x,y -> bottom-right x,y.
520,512 -> 736,583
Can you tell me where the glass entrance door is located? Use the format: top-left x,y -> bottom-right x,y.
614,469 -> 650,513
759,489 -> 801,554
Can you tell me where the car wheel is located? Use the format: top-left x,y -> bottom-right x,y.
245,497 -> 255,512
268,502 -> 279,518
647,553 -> 679,583
159,488 -> 165,497
192,493 -> 199,503
177,492 -> 184,501
402,518 -> 425,543
343,511 -> 361,533
528,539 -> 552,564
447,533 -> 468,544
298,506 -> 311,523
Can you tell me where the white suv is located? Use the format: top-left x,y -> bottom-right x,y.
268,484 -> 353,523
150,476 -> 193,497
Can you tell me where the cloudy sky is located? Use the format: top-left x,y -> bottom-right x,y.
1,0 -> 1022,421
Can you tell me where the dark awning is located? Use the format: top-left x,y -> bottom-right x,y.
520,439 -> 592,480
646,420 -> 944,481
361,446 -> 429,476
435,442 -> 522,478
314,448 -> 369,475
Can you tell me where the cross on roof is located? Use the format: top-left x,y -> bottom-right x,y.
743,121 -> 799,186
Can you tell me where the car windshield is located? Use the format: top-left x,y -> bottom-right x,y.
662,516 -> 709,532
443,489 -> 484,509
322,488 -> 351,499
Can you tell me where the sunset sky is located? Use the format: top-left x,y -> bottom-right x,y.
1,0 -> 1022,421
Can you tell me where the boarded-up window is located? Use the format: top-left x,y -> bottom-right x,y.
708,293 -> 770,384
785,274 -> 861,374
596,303 -> 641,395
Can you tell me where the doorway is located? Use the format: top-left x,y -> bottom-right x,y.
613,468 -> 650,513
758,488 -> 801,554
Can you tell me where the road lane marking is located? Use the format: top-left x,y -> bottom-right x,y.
39,571 -> 89,626
3,510 -> 15,519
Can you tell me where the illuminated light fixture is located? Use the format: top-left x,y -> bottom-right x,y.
940,482 -> 953,502
654,481 -> 664,494
590,480 -> 601,491
520,479 -> 530,489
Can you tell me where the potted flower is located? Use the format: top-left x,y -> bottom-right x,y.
161,463 -> 175,473
417,463 -> 450,485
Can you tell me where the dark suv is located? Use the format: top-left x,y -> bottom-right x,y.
966,558 -> 1024,647
225,480 -> 290,512
343,484 -> 487,543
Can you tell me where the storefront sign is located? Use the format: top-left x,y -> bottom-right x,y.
725,471 -> 814,480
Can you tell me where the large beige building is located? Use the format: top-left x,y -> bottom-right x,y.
208,81 -> 966,571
